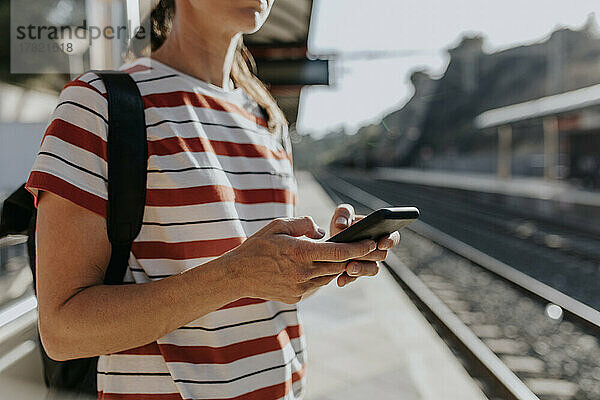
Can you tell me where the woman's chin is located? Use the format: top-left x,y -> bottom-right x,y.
235,8 -> 267,34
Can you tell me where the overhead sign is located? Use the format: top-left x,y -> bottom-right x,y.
254,58 -> 330,87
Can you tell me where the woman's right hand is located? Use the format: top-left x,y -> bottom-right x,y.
226,217 -> 377,304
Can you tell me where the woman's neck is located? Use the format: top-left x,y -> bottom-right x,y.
152,11 -> 240,90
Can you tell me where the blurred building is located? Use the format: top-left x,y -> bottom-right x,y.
476,83 -> 600,187
312,18 -> 600,187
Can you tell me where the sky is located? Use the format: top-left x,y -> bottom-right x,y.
296,0 -> 600,137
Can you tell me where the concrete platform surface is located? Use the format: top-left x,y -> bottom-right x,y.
295,171 -> 487,400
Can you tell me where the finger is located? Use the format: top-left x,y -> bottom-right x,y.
337,273 -> 358,287
346,261 -> 380,277
377,231 -> 401,250
352,215 -> 365,224
311,239 -> 376,262
268,216 -> 326,239
341,276 -> 358,287
354,249 -> 388,262
307,261 -> 348,278
305,274 -> 338,289
332,204 -> 355,229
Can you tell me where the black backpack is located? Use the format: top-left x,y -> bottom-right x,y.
0,71 -> 147,398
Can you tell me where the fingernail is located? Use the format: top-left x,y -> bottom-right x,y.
348,262 -> 360,276
369,241 -> 377,251
335,216 -> 348,227
379,241 -> 391,250
317,227 -> 326,236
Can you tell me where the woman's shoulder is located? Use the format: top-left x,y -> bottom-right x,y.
60,71 -> 107,104
26,71 -> 112,219
63,58 -> 147,93
56,57 -> 155,117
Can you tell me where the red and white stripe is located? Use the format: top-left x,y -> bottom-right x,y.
26,56 -> 304,400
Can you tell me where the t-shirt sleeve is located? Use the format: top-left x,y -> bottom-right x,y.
25,72 -> 109,218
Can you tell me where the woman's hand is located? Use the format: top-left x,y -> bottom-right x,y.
227,216 -> 377,304
329,204 -> 401,287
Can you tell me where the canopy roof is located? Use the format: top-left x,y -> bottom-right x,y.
475,83 -> 600,129
245,0 -> 313,46
245,0 -> 327,128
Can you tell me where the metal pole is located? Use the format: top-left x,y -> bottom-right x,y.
126,0 -> 141,40
85,0 -> 110,69
497,125 -> 512,179
543,116 -> 559,180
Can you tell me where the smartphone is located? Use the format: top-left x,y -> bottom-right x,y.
327,207 -> 419,243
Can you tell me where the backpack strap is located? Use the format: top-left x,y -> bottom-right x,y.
94,71 -> 147,285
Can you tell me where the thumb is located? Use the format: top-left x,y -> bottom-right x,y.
268,216 -> 326,239
332,204 -> 355,230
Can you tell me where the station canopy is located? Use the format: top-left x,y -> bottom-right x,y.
244,0 -> 332,128
475,83 -> 600,129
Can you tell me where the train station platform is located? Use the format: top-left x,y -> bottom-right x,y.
295,171 -> 486,400
0,172 -> 488,400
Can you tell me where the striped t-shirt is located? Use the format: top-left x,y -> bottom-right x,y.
25,57 -> 305,400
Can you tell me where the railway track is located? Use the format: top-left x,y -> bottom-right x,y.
327,170 -> 600,311
315,171 -> 600,400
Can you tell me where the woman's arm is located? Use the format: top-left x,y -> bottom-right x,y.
37,191 -> 378,361
36,191 -> 244,361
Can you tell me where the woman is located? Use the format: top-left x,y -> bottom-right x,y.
26,0 -> 400,398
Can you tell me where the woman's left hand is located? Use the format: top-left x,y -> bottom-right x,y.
329,204 -> 401,287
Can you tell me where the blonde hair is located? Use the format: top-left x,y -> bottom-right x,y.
133,0 -> 287,135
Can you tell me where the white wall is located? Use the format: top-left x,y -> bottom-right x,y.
0,82 -> 57,198
0,83 -> 57,123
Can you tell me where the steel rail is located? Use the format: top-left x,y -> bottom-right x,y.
319,172 -> 600,334
313,171 -> 600,400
